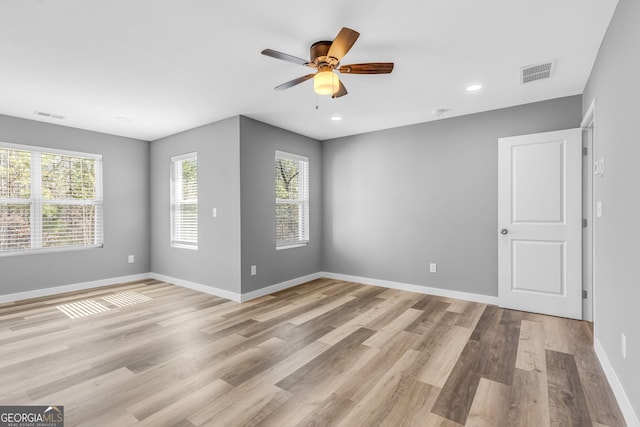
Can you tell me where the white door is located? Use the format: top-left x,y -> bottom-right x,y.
498,129 -> 582,319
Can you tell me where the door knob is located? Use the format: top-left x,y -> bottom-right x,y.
500,228 -> 509,235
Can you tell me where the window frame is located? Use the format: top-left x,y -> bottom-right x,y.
275,150 -> 309,250
0,141 -> 103,257
170,152 -> 198,250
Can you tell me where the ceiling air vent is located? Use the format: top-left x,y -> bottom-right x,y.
520,61 -> 553,84
33,110 -> 65,120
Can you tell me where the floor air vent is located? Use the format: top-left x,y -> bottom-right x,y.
521,61 -> 553,84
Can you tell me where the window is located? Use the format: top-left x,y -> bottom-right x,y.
170,152 -> 198,249
275,150 -> 309,249
0,142 -> 103,255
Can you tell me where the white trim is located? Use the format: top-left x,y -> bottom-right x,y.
594,338 -> 640,427
320,272 -> 498,305
581,99 -> 596,322
0,273 -> 151,304
149,273 -> 241,302
275,150 -> 308,163
170,151 -> 197,162
581,98 -> 596,128
276,242 -> 309,251
241,272 -> 323,302
0,141 -> 102,159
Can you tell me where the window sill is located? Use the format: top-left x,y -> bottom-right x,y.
171,243 -> 198,250
276,242 -> 309,251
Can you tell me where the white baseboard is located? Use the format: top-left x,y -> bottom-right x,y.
0,270 -> 497,308
594,338 -> 640,427
240,272 -> 323,302
149,273 -> 242,302
321,272 -> 498,305
0,273 -> 152,304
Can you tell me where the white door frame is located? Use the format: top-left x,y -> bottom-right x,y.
581,99 -> 596,322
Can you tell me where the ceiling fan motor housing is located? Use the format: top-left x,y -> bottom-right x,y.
310,41 -> 337,67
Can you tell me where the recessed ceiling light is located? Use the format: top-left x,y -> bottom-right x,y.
331,116 -> 342,121
466,84 -> 483,92
116,116 -> 131,122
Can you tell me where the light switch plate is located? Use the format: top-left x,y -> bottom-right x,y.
596,201 -> 602,218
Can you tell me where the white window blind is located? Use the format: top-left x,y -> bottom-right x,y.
275,150 -> 309,249
0,142 -> 103,256
170,152 -> 198,249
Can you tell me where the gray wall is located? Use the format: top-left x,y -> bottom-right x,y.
583,0 -> 640,416
240,116 -> 322,293
0,114 -> 150,294
150,116 -> 241,294
322,96 -> 582,297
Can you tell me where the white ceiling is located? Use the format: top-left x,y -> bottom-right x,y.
0,0 -> 618,142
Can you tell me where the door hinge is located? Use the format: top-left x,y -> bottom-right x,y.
583,147 -> 588,156
583,218 -> 588,228
583,290 -> 588,299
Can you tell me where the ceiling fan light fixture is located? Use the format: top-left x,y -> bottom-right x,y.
314,70 -> 340,95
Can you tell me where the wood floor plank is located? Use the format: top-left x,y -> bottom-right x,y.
466,378 -> 511,427
425,413 -> 466,426
430,306 -> 502,424
404,299 -> 450,335
515,319 -> 547,373
362,307 -> 423,349
430,338 -> 487,424
336,348 -> 422,427
507,368 -> 550,427
573,348 -> 627,426
294,393 -> 356,427
275,327 -> 378,398
417,325 -> 473,387
379,378 -> 440,427
546,349 -> 593,427
482,309 -> 522,385
137,379 -> 232,426
454,301 -> 486,330
335,331 -> 417,403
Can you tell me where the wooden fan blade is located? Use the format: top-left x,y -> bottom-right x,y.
339,63 -> 394,74
274,74 -> 315,90
262,49 -> 313,67
332,81 -> 348,98
327,27 -> 360,61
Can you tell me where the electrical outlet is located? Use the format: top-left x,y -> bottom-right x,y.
621,333 -> 627,359
212,208 -> 217,218
430,263 -> 437,273
128,255 -> 134,264
251,265 -> 257,276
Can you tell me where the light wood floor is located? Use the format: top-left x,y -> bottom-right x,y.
0,278 -> 626,426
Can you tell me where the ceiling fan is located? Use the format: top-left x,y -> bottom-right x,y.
261,27 -> 394,98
